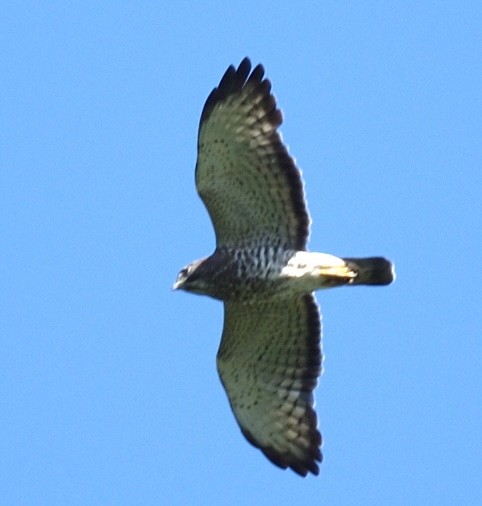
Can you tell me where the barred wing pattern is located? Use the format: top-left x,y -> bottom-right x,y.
196,58 -> 310,250
217,294 -> 323,476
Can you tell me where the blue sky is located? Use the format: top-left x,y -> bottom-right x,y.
1,2 -> 481,504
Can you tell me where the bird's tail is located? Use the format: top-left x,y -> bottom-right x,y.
343,257 -> 395,286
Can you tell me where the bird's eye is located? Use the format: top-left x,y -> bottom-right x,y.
177,267 -> 189,281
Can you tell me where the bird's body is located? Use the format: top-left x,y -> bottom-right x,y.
176,247 -> 391,300
174,58 -> 395,476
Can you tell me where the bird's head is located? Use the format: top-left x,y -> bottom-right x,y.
172,258 -> 209,294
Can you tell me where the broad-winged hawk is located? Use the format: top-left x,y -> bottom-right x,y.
173,58 -> 395,476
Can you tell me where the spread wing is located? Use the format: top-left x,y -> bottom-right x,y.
196,58 -> 310,250
216,294 -> 323,476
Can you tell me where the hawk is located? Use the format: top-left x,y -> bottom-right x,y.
173,58 -> 395,476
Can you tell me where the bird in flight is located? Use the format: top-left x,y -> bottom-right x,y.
173,58 -> 395,476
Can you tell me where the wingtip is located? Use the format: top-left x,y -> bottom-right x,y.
240,425 -> 322,477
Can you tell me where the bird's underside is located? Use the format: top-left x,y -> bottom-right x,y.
173,58 -> 395,476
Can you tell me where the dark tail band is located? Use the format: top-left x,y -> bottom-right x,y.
343,257 -> 395,286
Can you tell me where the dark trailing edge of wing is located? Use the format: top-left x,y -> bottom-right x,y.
198,57 -> 311,251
